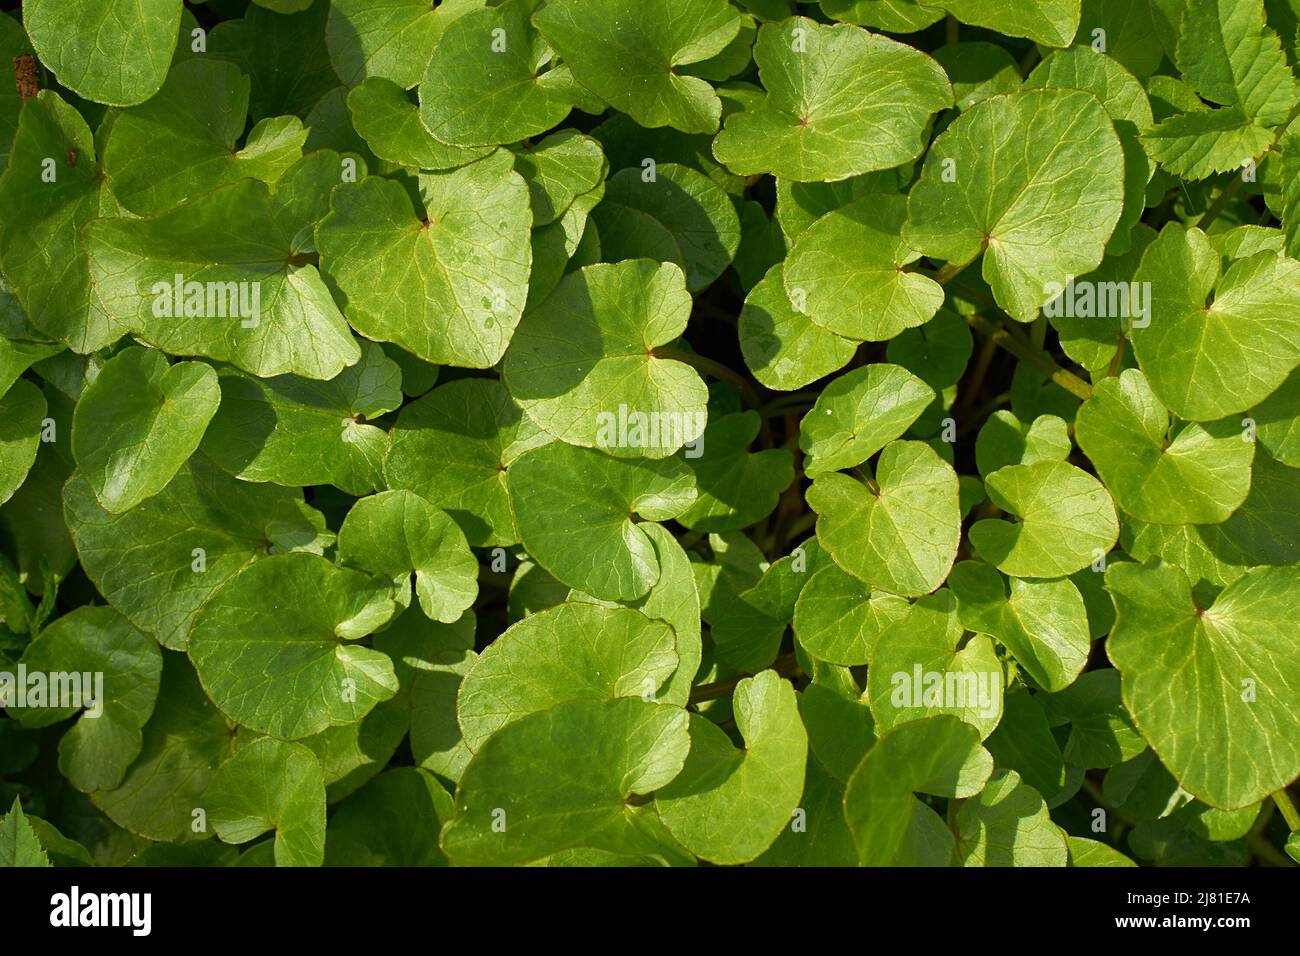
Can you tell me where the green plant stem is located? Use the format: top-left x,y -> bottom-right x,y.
1272,788 -> 1300,831
945,15 -> 958,45
930,260 -> 969,285
759,391 -> 819,418
1196,174 -> 1244,230
963,313 -> 1093,400
656,347 -> 762,409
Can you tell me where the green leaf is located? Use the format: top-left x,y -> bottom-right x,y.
91,651 -> 234,843
1106,561 -> 1300,808
1131,224 -> 1300,421
102,58 -> 306,215
325,767 -> 453,866
1067,835 -> 1138,867
865,589 -> 1005,738
0,379 -> 45,506
442,697 -> 692,865
738,263 -> 857,391
904,89 -> 1125,322
507,442 -> 697,601
793,561 -> 910,666
187,552 -> 399,739
799,364 -> 935,478
677,412 -> 793,531
1024,46 -> 1153,255
784,195 -> 944,341
11,606 -> 161,792
384,377 -> 546,547
932,41 -> 1021,112
337,490 -> 478,623
534,0 -> 744,134
949,560 -> 1090,693
843,715 -> 993,865
921,0 -> 1081,47
974,411 -> 1071,477
502,260 -> 708,457
1076,369 -> 1255,524
84,177 -> 362,382
0,92 -> 120,351
24,0 -> 181,106
969,460 -> 1119,578
655,670 -> 808,864
457,602 -> 678,752
1046,668 -> 1146,768
326,0 -> 478,89
985,686 -> 1066,797
713,17 -> 951,182
316,152 -> 532,367
590,164 -> 741,293
64,455 -> 332,650
807,440 -> 961,597
71,347 -> 219,514
201,343 -> 400,496
347,77 -> 490,170
1252,367 -> 1300,467
712,544 -> 817,672
1141,107 -> 1275,181
1177,0 -> 1296,127
0,798 -> 51,867
955,769 -> 1068,866
373,609 -> 478,783
204,737 -> 326,867
419,0 -> 577,147
1122,450 -> 1300,587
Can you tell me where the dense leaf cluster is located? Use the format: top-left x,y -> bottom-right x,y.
1,0 -> 1298,868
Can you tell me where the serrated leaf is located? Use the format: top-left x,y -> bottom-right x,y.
188,552 -> 398,739
0,799 -> 50,867
1106,561 -> 1300,808
808,440 -> 961,598
904,89 -> 1125,323
713,17 -> 951,182
71,347 -> 219,514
